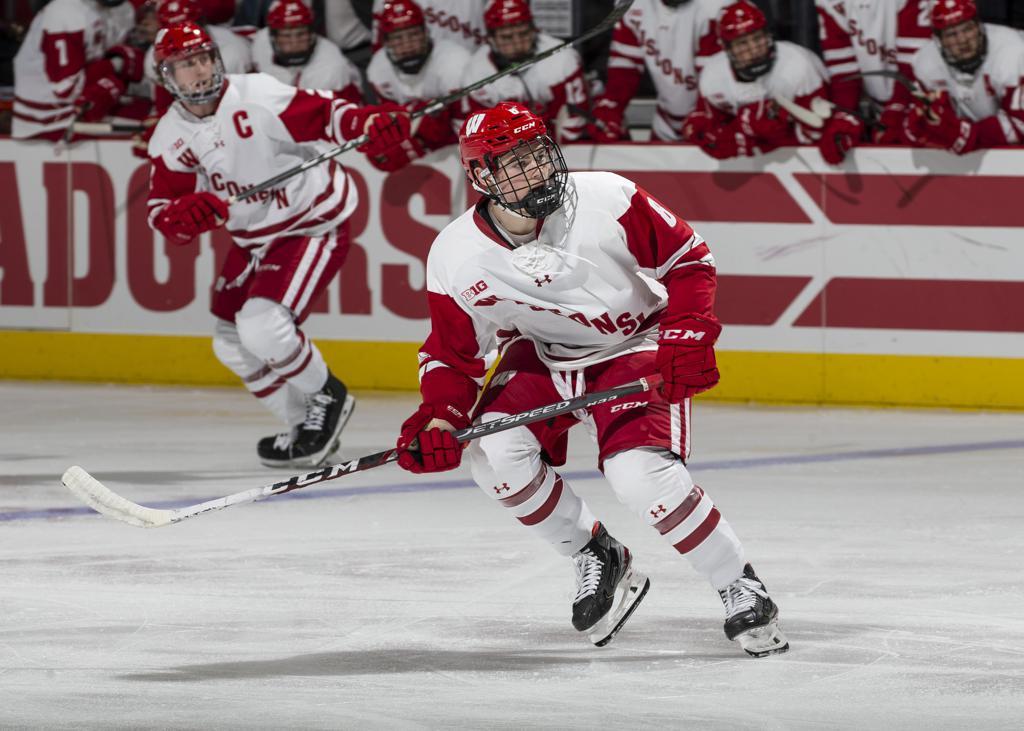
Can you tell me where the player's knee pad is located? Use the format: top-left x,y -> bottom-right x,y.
603,447 -> 696,522
234,297 -> 300,365
467,416 -> 545,499
212,318 -> 263,379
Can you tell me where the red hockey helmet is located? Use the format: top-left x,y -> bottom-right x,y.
378,0 -> 426,36
718,1 -> 775,81
459,101 -> 568,219
267,0 -> 313,29
154,21 -> 225,105
932,0 -> 985,74
932,0 -> 978,30
484,0 -> 533,31
267,0 -> 316,66
718,0 -> 767,44
157,0 -> 202,26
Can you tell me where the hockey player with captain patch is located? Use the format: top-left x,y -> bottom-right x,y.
392,101 -> 789,657
145,21 -> 413,469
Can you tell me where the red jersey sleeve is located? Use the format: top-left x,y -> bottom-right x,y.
815,2 -> 862,109
618,185 -> 716,318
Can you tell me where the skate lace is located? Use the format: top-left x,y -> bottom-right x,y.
302,393 -> 333,432
719,576 -> 768,619
572,548 -> 604,603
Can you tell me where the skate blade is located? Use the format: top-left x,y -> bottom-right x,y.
587,569 -> 651,648
291,395 -> 357,468
735,620 -> 789,658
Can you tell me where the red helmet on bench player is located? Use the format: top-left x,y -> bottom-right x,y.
932,0 -> 986,75
154,21 -> 226,105
460,101 -> 569,219
378,0 -> 433,75
267,0 -> 317,67
718,1 -> 775,82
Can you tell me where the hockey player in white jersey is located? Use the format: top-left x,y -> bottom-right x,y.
901,0 -> 1024,153
591,0 -> 730,142
684,1 -> 837,159
251,0 -> 363,102
12,0 -> 146,139
815,0 -> 934,145
373,0 -> 487,51
146,21 -> 412,468
366,0 -> 472,171
393,101 -> 789,656
461,0 -> 589,142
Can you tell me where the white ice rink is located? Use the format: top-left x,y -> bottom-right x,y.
1,381 -> 1023,729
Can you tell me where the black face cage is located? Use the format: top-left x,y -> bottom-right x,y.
271,30 -> 317,67
730,37 -> 776,82
479,135 -> 569,219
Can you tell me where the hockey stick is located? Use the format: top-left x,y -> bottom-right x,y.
61,372 -> 662,528
226,0 -> 634,205
72,121 -> 146,134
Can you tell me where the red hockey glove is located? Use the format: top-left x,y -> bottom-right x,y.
74,76 -> 126,123
367,134 -> 426,173
338,103 -> 412,156
396,402 -> 470,474
737,100 -> 791,144
656,313 -> 722,402
105,44 -> 146,83
587,97 -> 628,142
681,111 -> 714,144
818,111 -> 863,165
697,127 -> 740,160
873,101 -> 910,145
153,192 -> 228,243
910,92 -> 976,154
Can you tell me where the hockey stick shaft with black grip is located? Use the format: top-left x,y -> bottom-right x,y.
226,0 -> 634,205
61,373 -> 662,528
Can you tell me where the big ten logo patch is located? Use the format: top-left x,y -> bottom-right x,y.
488,369 -> 517,388
609,400 -> 648,413
461,279 -> 489,301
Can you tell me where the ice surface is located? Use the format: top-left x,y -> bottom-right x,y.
1,382 -> 1023,729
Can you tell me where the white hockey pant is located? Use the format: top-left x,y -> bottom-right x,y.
211,297 -> 328,427
467,416 -> 596,557
603,447 -> 746,590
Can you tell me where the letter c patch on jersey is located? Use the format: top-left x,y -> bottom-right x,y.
233,110 -> 253,139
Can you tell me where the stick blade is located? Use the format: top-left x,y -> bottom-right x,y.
61,466 -> 172,528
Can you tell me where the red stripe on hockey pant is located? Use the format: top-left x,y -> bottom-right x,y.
653,486 -> 705,536
284,238 -> 328,312
276,345 -> 313,382
518,476 -> 564,526
242,364 -> 273,384
251,378 -> 287,399
498,464 -> 548,509
672,507 -> 722,554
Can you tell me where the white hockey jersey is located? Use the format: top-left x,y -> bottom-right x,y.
147,73 -> 358,249
372,0 -> 487,50
12,0 -> 134,138
462,33 -> 588,141
144,24 -> 252,88
605,0 -> 729,141
368,39 -> 470,105
816,0 -> 934,106
911,23 -> 1024,141
251,27 -> 362,100
697,41 -> 829,144
418,172 -> 716,388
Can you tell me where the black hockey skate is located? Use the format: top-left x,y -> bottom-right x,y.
287,372 -> 356,468
719,563 -> 789,658
257,429 -> 298,468
571,522 -> 650,647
